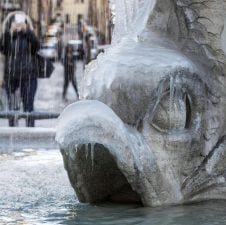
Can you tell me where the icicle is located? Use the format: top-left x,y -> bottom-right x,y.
148,78 -> 166,123
85,143 -> 89,159
111,0 -> 156,42
69,148 -> 76,160
75,144 -> 78,154
90,144 -> 95,171
169,75 -> 175,129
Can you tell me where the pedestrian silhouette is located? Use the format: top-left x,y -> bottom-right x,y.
63,45 -> 79,101
0,14 -> 40,127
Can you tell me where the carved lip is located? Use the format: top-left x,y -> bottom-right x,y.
56,100 -> 164,206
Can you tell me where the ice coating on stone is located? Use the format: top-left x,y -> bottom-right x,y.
56,100 -> 125,147
57,33 -> 212,207
56,100 -> 176,206
81,35 -> 199,101
57,0 -> 226,207
110,0 -> 156,42
57,100 -> 147,167
221,18 -> 226,55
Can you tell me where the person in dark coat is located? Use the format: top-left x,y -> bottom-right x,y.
62,45 -> 79,100
0,14 -> 40,127
84,33 -> 92,65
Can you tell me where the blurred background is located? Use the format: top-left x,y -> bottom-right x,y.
1,0 -> 112,62
0,0 -> 113,127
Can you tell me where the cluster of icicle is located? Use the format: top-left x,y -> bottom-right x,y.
109,0 -> 156,43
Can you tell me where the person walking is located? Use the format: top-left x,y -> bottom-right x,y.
62,45 -> 79,101
84,33 -> 91,65
0,14 -> 40,127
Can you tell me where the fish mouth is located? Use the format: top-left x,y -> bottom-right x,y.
60,143 -> 142,204
56,100 -> 161,206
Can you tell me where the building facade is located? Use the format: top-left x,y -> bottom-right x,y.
19,0 -> 111,41
54,0 -> 89,25
88,0 -> 111,44
21,0 -> 53,37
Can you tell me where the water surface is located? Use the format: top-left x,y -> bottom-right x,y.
0,150 -> 226,225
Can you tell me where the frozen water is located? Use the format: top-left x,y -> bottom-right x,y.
81,35 -> 199,102
56,100 -> 177,206
57,0 -> 226,208
0,127 -> 57,152
110,0 -> 156,43
56,100 -> 129,153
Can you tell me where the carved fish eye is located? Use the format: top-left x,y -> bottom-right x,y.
151,91 -> 191,132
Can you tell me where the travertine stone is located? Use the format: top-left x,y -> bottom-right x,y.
56,0 -> 226,206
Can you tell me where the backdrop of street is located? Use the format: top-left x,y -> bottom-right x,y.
0,0 -> 111,128
0,60 -> 84,127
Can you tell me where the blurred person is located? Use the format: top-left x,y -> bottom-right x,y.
57,34 -> 63,60
0,14 -> 40,127
63,45 -> 79,101
84,33 -> 92,65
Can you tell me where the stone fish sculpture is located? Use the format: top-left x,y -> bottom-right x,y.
56,0 -> 226,206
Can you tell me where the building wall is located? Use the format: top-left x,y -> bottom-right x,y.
88,0 -> 111,44
60,0 -> 89,24
98,0 -> 111,43
22,0 -> 52,36
21,0 -> 38,34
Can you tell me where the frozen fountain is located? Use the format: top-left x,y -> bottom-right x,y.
56,0 -> 226,207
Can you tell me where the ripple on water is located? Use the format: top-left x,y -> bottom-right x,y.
0,150 -> 226,225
